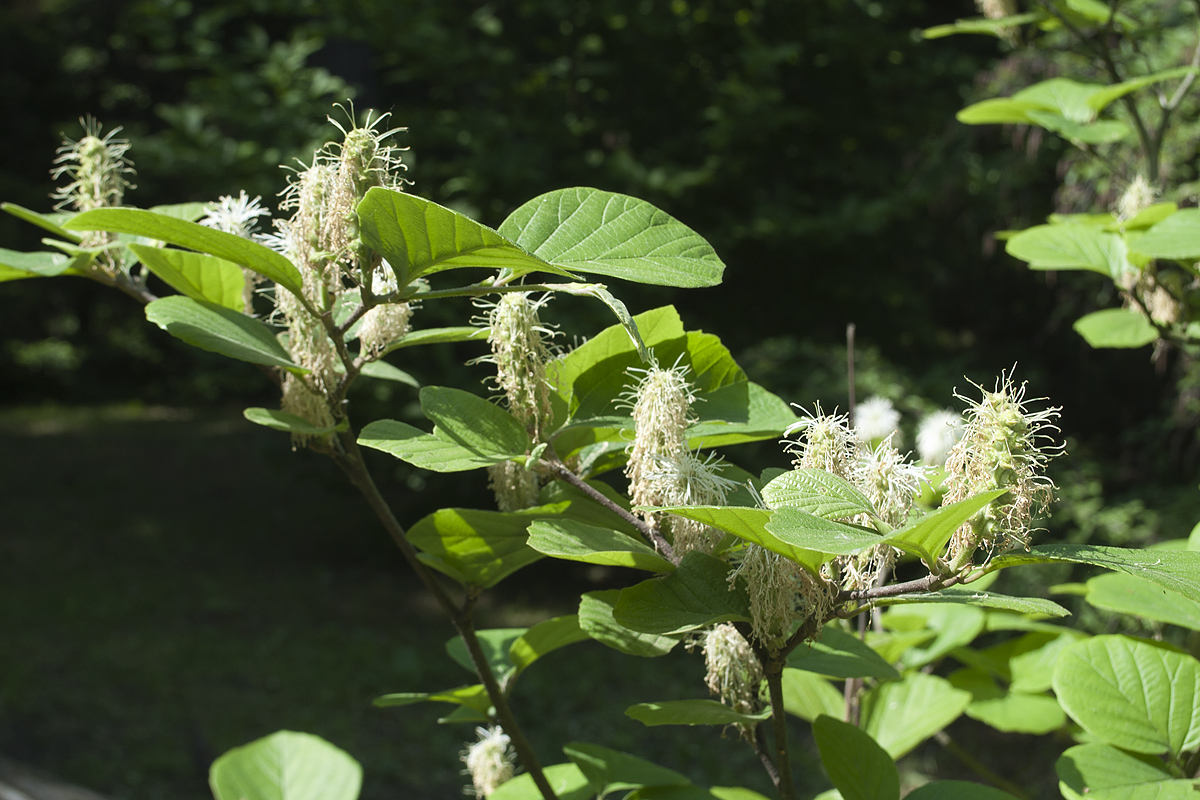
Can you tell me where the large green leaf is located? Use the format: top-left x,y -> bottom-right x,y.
787,626 -> 900,680
904,782 -> 1021,800
563,742 -> 690,798
1,202 -> 82,242
871,589 -> 1069,617
1129,207 -> 1200,260
1073,308 -> 1158,349
356,187 -> 574,286
578,590 -> 681,658
243,408 -> 347,436
947,668 -> 1066,734
492,763 -> 594,800
1053,635 -> 1200,756
372,684 -> 491,714
685,382 -> 798,449
813,715 -> 900,800
358,359 -> 419,386
613,551 -> 751,635
986,544 -> 1200,603
625,700 -> 770,727
1056,744 -> 1176,799
886,603 -> 987,669
66,207 -> 302,295
509,615 -> 590,675
1085,572 -> 1200,630
527,519 -> 675,572
130,244 -> 244,309
765,508 -> 883,556
1025,111 -> 1128,144
922,12 -> 1044,39
209,730 -> 361,800
0,247 -> 86,279
881,489 -> 1007,564
761,468 -> 875,520
499,187 -> 724,288
1005,224 -> 1126,277
653,506 -> 831,576
357,420 -> 508,472
861,672 -> 972,759
381,325 -> 490,353
779,668 -> 844,722
144,296 -> 300,368
419,386 -> 532,458
406,505 -> 563,588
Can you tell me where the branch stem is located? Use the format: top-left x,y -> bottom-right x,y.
763,662 -> 796,800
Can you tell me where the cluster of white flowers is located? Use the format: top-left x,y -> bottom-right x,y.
460,726 -> 516,797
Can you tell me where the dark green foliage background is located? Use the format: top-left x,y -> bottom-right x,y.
1,1 -> 1197,798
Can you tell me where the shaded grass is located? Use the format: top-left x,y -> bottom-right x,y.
0,407 -> 795,800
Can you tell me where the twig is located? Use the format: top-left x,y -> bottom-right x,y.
763,661 -> 796,800
750,725 -> 782,792
845,323 -> 856,429
540,452 -> 675,560
331,433 -> 559,800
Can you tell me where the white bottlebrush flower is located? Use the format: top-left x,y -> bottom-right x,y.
461,725 -> 516,797
51,116 -> 135,213
916,409 -> 964,467
624,362 -> 696,513
854,396 -> 901,444
943,375 -> 1061,562
854,435 -> 927,528
783,406 -> 857,480
200,190 -> 270,238
701,623 -> 763,741
1117,174 -> 1156,221
644,449 -> 739,555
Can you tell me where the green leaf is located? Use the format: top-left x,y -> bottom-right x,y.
1129,208 -> 1200,260
1087,67 -> 1197,114
144,296 -> 299,368
904,782 -> 1021,800
509,615 -> 589,675
1120,203 -> 1178,231
1005,224 -> 1127,276
813,715 -> 900,800
445,628 -> 524,689
1008,632 -> 1081,693
861,672 -> 972,759
243,408 -> 347,436
872,588 -> 1069,617
881,490 -> 1007,564
922,12 -> 1043,39
578,590 -> 680,657
130,244 -> 245,309
653,506 -> 831,576
780,668 -> 844,722
957,98 -> 1048,125
372,684 -> 491,713
765,508 -> 883,556
356,187 -> 575,286
686,382 -> 799,449
1073,308 -> 1158,349
1053,635 -> 1200,756
787,626 -> 900,680
358,359 -> 419,387
947,668 -> 1066,734
499,187 -> 724,288
209,730 -> 361,800
626,700 -> 770,727
888,604 -> 987,670
1086,572 -> 1200,630
382,325 -> 490,353
406,505 -> 562,588
420,386 -> 532,457
66,207 -> 302,295
986,544 -> 1200,603
1024,110 -> 1129,144
0,248 -> 85,279
357,420 -> 507,472
1,203 -> 82,242
1056,744 -> 1175,798
527,519 -> 675,572
761,468 -> 876,520
613,551 -> 751,635
492,763 -> 595,800
563,742 -> 690,797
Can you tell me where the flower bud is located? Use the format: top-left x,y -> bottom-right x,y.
700,623 -> 763,741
